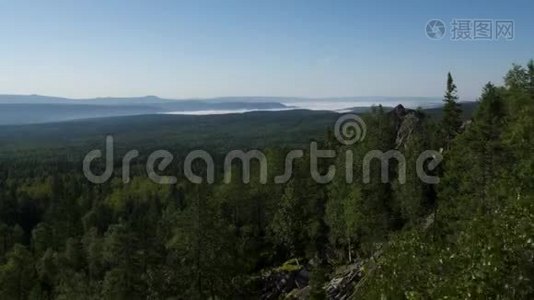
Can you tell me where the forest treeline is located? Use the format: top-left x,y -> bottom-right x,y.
0,61 -> 533,299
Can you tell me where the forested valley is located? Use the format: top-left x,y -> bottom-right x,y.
0,61 -> 533,299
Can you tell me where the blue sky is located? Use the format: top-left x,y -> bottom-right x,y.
0,0 -> 533,100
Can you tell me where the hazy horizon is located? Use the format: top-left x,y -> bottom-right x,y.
0,93 -> 474,102
0,93 -> 459,125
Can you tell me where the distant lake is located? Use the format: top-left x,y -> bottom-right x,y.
162,108 -> 294,115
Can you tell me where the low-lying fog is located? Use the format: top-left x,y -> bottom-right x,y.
163,98 -> 445,115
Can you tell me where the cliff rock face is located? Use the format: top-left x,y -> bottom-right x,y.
262,262 -> 363,300
261,260 -> 310,300
324,263 -> 363,300
388,104 -> 424,149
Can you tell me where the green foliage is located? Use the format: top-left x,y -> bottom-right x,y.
360,196 -> 534,299
0,244 -> 36,299
0,62 -> 533,298
270,183 -> 306,256
357,61 -> 534,299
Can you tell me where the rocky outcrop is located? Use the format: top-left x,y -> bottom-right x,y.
261,259 -> 310,300
388,104 -> 424,149
260,261 -> 364,300
324,263 -> 364,300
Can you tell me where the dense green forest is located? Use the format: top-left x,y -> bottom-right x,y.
0,61 -> 533,299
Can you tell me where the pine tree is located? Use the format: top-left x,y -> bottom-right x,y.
0,244 -> 37,299
441,72 -> 463,149
471,83 -> 506,209
270,183 -> 305,257
504,63 -> 531,113
439,82 -> 507,221
168,186 -> 238,298
527,60 -> 534,99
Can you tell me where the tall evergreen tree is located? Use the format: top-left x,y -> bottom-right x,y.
441,72 -> 463,149
527,60 -> 534,99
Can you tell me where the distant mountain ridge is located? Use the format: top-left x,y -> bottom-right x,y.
0,94 -> 449,105
0,95 -> 292,125
0,94 -> 473,126
0,94 -> 300,105
0,103 -> 479,157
